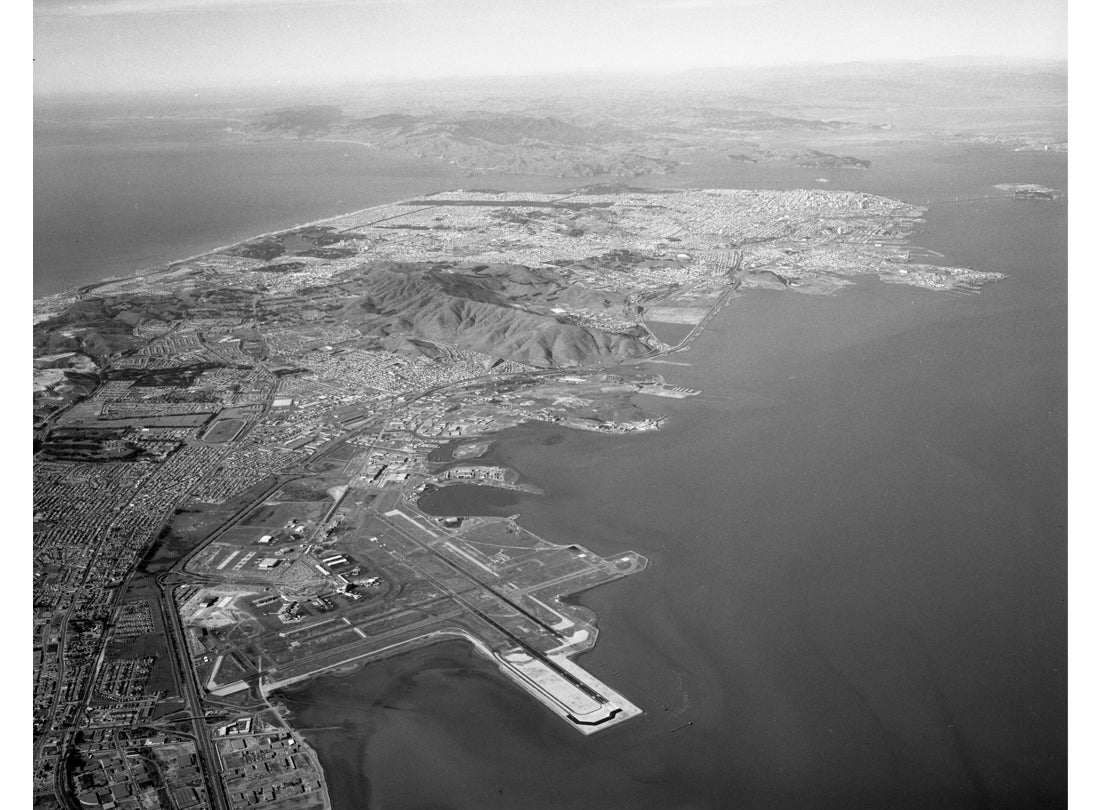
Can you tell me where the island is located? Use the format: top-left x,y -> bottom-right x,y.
994,182 -> 1065,200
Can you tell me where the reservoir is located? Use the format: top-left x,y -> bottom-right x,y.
287,147 -> 1067,808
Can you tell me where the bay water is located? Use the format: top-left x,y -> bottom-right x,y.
33,116 -> 1066,807
292,146 -> 1067,809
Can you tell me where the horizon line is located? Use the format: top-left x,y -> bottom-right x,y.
32,54 -> 1069,100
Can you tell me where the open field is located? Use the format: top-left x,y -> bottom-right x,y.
202,418 -> 246,444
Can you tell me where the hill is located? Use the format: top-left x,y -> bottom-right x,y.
332,261 -> 653,367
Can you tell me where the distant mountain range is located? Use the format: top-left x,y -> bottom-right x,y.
252,107 -> 678,178
244,101 -> 888,179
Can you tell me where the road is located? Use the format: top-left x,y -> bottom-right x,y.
156,571 -> 231,810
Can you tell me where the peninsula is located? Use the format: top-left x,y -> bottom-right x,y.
33,187 -> 1004,810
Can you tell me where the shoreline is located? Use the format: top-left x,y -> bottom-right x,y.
59,195 -> 437,300
35,137 -> 1068,304
33,142 -> 1068,808
40,179 -> 916,304
43,180 -> 590,302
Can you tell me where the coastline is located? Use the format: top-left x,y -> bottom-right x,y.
32,142 -> 1067,808
60,196 -> 433,299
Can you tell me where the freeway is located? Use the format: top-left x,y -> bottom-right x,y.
156,572 -> 231,810
45,444 -> 240,810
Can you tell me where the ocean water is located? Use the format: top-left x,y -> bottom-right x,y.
32,117 -> 460,296
33,115 -> 586,297
289,146 -> 1067,809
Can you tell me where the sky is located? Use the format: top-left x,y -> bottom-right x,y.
33,0 -> 1068,95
